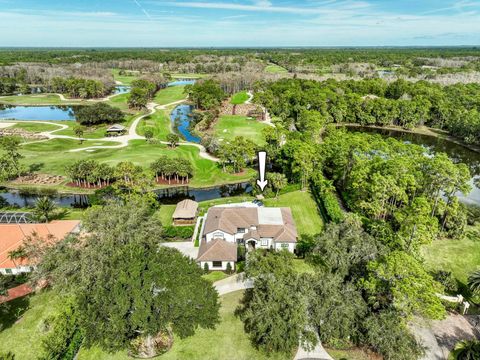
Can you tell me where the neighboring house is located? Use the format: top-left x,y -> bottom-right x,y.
0,220 -> 81,275
197,206 -> 298,270
172,199 -> 198,226
105,124 -> 126,136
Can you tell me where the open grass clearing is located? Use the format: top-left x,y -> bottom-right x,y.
264,190 -> 324,236
111,69 -> 139,86
11,121 -> 62,133
158,204 -> 176,226
137,109 -> 171,141
77,290 -> 291,360
230,91 -> 249,105
422,224 -> 480,286
202,271 -> 231,283
213,115 -> 268,145
265,64 -> 288,73
154,85 -> 187,105
0,94 -> 86,106
16,139 -> 253,188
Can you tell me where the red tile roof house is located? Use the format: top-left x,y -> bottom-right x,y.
197,206 -> 298,271
0,220 -> 81,275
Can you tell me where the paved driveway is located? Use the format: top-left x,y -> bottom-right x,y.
162,241 -> 198,259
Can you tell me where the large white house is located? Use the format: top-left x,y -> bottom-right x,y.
197,206 -> 298,270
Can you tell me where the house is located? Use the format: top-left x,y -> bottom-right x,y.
0,220 -> 81,275
197,206 -> 298,270
105,124 -> 126,136
172,199 -> 198,226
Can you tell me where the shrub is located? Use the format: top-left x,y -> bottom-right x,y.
203,262 -> 209,273
237,245 -> 246,261
226,262 -> 233,274
162,226 -> 194,240
311,172 -> 344,224
431,270 -> 458,294
236,261 -> 245,273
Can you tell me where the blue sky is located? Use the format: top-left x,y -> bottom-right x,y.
0,0 -> 479,47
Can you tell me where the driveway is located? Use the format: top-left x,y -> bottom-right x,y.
162,241 -> 198,259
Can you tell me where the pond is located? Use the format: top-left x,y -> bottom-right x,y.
114,85 -> 131,95
0,182 -> 252,209
0,105 -> 77,121
170,104 -> 201,143
168,79 -> 196,87
347,126 -> 480,206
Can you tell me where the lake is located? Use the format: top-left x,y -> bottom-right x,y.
114,85 -> 131,95
347,126 -> 480,206
0,105 -> 77,121
0,182 -> 252,208
170,104 -> 201,143
168,79 -> 196,87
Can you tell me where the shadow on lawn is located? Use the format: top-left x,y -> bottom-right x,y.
0,295 -> 31,332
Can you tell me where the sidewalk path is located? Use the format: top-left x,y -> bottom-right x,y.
213,274 -> 333,360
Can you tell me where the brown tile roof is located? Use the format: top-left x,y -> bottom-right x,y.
196,238 -> 238,262
0,220 -> 80,269
203,206 -> 298,243
172,199 -> 198,219
203,207 -> 258,235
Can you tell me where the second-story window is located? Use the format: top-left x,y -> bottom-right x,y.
237,228 -> 246,233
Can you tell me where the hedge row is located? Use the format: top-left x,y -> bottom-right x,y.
311,173 -> 344,224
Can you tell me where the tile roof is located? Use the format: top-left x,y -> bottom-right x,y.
203,206 -> 297,243
197,238 -> 237,262
0,220 -> 80,269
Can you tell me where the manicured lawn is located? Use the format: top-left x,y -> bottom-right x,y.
0,94 -> 85,105
422,224 -> 480,286
154,85 -> 187,105
171,73 -> 207,79
17,139 -> 253,188
230,91 -> 249,105
0,291 -> 62,359
77,290 -> 291,360
213,115 -> 268,145
202,271 -> 230,283
105,93 -> 136,113
265,64 -> 288,73
137,109 -> 171,141
111,69 -> 139,86
264,190 -> 324,236
11,121 -> 62,133
158,204 -> 176,226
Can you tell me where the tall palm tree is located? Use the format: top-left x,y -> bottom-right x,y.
452,340 -> 480,360
33,196 -> 57,223
468,269 -> 480,293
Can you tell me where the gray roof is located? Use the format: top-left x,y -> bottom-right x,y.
106,124 -> 126,131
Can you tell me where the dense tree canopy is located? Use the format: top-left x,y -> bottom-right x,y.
75,103 -> 124,126
185,79 -> 226,110
29,199 -> 220,354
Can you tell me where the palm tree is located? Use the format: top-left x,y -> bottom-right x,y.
33,196 -> 57,223
8,246 -> 27,269
269,172 -> 288,198
452,340 -> 480,360
468,269 -> 480,293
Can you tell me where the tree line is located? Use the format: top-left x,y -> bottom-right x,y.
128,75 -> 169,109
255,78 -> 480,145
65,157 -> 194,188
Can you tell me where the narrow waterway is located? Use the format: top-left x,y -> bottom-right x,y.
170,104 -> 201,143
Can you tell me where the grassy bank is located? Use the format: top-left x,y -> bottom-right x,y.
213,115 -> 268,145
0,94 -> 86,106
154,85 -> 187,105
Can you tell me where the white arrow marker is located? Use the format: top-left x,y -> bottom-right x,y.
256,151 -> 268,191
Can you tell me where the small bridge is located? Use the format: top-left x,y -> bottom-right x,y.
0,212 -> 34,224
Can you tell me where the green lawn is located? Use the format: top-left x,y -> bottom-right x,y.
202,271 -> 230,283
158,205 -> 176,226
0,291 -> 63,359
111,69 -> 139,86
213,115 -> 268,145
422,224 -> 480,286
171,73 -> 207,79
16,139 -> 253,188
264,190 -> 324,236
105,93 -> 136,113
0,94 -> 86,105
10,121 -> 62,133
137,109 -> 171,141
265,64 -> 288,73
77,290 -> 290,360
230,91 -> 249,105
154,85 -> 187,105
